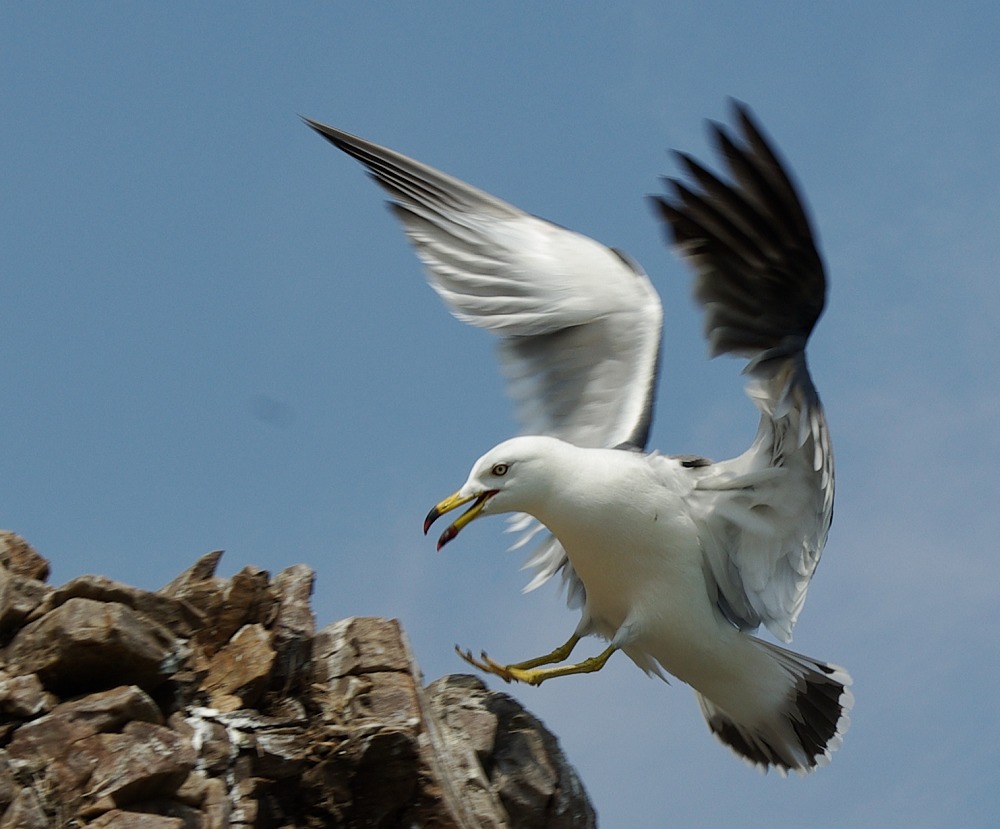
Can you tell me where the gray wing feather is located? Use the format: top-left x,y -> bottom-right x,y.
653,101 -> 833,642
307,118 -> 664,602
305,118 -> 663,449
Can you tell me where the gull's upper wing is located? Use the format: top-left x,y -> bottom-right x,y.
305,118 -> 663,451
652,102 -> 833,642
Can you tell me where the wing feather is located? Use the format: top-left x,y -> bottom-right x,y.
307,118 -> 665,604
305,118 -> 663,449
653,101 -> 833,641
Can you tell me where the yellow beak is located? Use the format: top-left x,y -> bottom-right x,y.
424,489 -> 498,550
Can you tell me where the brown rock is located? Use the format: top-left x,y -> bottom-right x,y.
427,674 -> 597,829
31,574 -> 205,636
131,799 -> 209,827
350,670 -> 423,728
0,787 -> 47,829
200,623 -> 276,712
81,720 -> 197,806
311,617 -> 512,829
207,566 -> 276,651
173,768 -> 209,807
0,532 -> 49,581
228,754 -> 258,825
0,671 -> 56,718
46,746 -> 105,815
4,597 -> 180,694
6,685 -> 162,772
86,810 -> 185,829
159,550 -> 224,597
0,567 -> 52,637
170,711 -> 231,774
0,538 -> 597,829
270,564 -> 316,689
313,616 -> 412,682
171,562 -> 279,662
0,754 -> 16,814
249,725 -> 309,779
185,706 -> 308,786
200,777 -> 229,829
158,550 -> 227,626
343,726 -> 421,824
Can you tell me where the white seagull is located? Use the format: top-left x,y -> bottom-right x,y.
306,102 -> 851,774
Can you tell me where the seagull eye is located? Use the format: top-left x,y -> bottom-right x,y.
491,463 -> 509,477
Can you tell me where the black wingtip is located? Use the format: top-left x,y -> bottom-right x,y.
302,115 -> 335,143
654,101 -> 828,357
301,116 -> 357,156
709,101 -> 784,183
670,149 -> 705,181
299,115 -> 340,147
729,99 -> 768,147
300,115 -> 325,134
726,96 -> 753,123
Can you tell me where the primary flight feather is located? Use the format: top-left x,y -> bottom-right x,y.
306,101 -> 850,774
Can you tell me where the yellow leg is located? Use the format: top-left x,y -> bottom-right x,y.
455,631 -> 580,677
455,637 -> 617,686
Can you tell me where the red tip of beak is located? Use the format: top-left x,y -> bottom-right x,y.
436,525 -> 459,551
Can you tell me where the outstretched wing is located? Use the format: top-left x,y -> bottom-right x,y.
305,118 -> 663,451
307,117 -> 664,606
652,101 -> 833,642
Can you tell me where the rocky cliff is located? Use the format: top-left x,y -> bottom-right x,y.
0,531 -> 596,828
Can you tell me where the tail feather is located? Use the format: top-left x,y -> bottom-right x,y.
696,640 -> 852,775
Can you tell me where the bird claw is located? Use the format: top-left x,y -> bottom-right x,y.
454,644 -> 537,685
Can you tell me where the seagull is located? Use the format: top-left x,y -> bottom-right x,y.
305,102 -> 852,775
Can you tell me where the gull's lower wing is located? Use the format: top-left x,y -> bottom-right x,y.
652,101 -> 833,642
305,118 -> 663,451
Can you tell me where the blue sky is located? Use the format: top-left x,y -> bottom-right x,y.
3,3 -> 999,827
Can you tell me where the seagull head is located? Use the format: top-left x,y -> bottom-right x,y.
424,436 -> 564,550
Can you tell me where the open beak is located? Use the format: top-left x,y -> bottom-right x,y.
424,489 -> 498,550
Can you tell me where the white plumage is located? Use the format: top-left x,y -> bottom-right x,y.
307,101 -> 851,774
